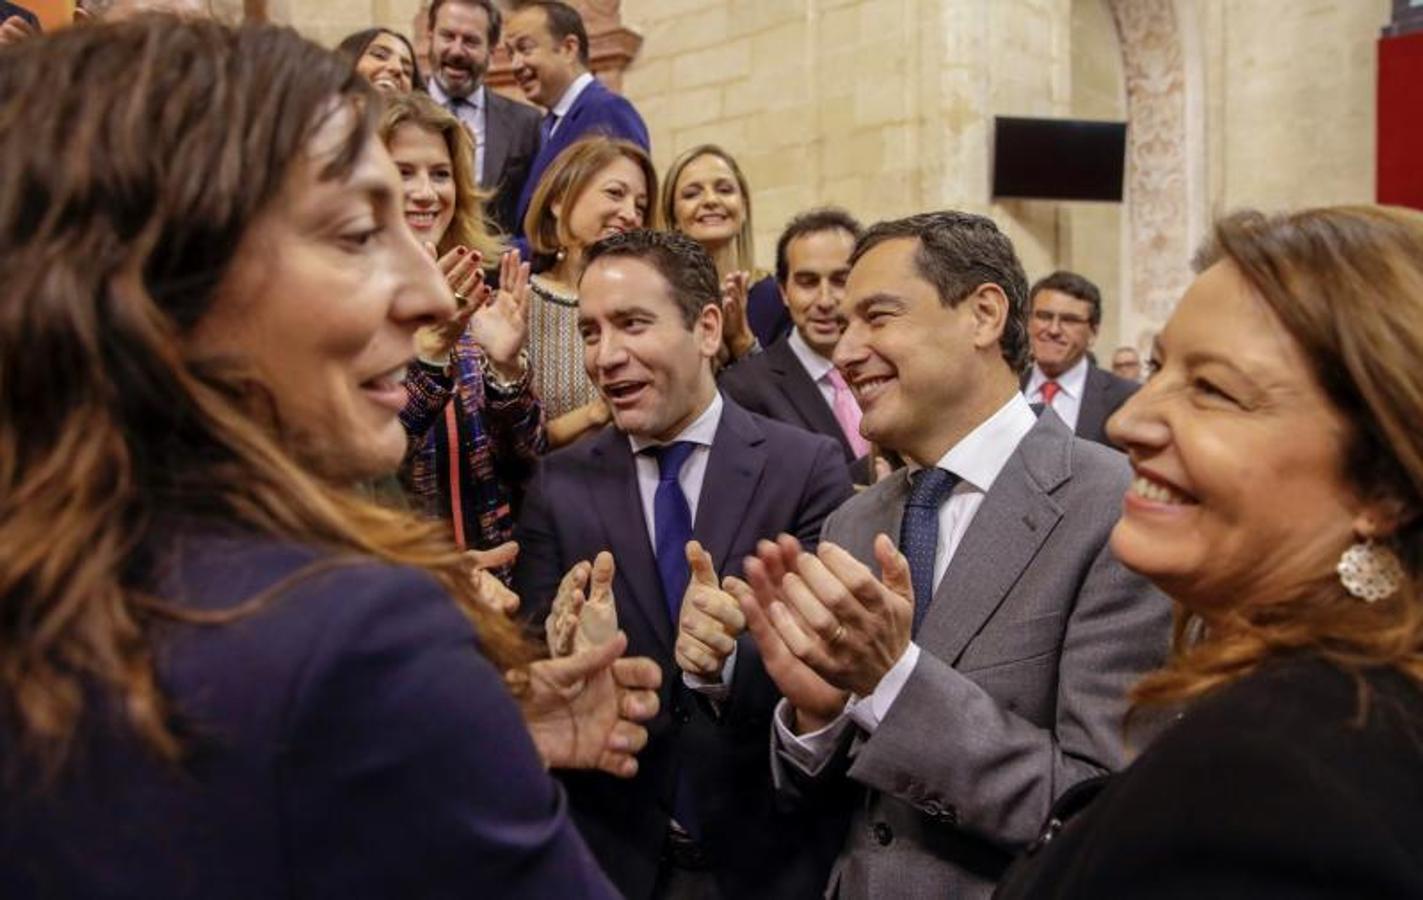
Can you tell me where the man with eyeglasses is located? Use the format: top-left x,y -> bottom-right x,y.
1022,271 -> 1138,448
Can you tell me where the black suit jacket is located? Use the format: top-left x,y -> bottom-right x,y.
720,336 -> 855,463
996,655 -> 1423,899
1023,364 -> 1139,447
482,89 -> 542,237
1,529 -> 615,899
514,397 -> 854,899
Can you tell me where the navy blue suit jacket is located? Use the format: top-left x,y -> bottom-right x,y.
514,77 -> 650,231
0,1 -> 37,27
514,397 -> 854,899
1,529 -> 614,899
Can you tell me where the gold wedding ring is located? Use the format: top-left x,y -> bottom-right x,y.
830,624 -> 847,646
453,290 -> 470,307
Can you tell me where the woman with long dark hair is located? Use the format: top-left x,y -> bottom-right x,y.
0,17 -> 655,897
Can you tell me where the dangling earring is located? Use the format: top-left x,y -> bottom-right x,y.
1336,538 -> 1405,603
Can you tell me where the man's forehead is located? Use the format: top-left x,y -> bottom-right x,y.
1032,288 -> 1092,310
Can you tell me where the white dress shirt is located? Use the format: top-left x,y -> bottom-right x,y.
775,392 -> 1038,772
1023,355 -> 1089,431
547,71 -> 595,136
787,329 -> 837,409
427,80 -> 488,185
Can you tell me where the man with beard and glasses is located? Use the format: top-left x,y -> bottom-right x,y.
425,0 -> 540,236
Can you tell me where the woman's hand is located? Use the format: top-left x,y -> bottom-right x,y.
464,541 -> 520,615
721,270 -> 756,360
470,250 -> 531,382
416,245 -> 490,361
516,631 -> 662,777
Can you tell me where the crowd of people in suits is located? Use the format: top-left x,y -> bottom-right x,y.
3,4 -> 1423,900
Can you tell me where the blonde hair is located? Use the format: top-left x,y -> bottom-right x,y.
1133,206 -> 1423,711
661,143 -> 757,273
378,92 -> 503,260
522,135 -> 659,263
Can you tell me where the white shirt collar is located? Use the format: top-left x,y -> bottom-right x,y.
787,329 -> 835,383
628,390 -> 724,455
915,393 -> 1037,493
1025,354 -> 1089,400
427,79 -> 484,111
550,71 -> 595,119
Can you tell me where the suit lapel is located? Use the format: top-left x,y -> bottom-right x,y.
770,342 -> 852,458
1075,366 -> 1108,443
692,400 -> 767,574
916,417 -> 1071,663
481,94 -> 512,190
585,428 -> 674,653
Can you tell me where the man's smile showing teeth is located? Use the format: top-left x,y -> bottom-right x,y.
850,375 -> 893,403
1129,475 -> 1195,506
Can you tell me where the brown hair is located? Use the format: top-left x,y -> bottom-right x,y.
1029,269 -> 1103,327
378,91 -> 504,256
334,28 -> 427,92
0,17 -> 531,780
661,144 -> 758,274
582,229 -> 721,329
522,135 -> 658,263
851,211 -> 1032,374
1132,206 -> 1423,711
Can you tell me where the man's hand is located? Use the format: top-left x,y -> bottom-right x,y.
463,541 -> 520,615
0,15 -> 37,46
469,249 -> 531,381
545,551 -> 620,658
739,537 -> 849,733
761,533 -> 915,698
674,540 -> 745,679
518,631 -> 662,777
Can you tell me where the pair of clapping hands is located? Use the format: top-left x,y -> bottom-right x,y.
668,534 -> 918,736
462,543 -> 661,780
417,246 -> 530,382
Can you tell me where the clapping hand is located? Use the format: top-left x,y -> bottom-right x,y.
469,250 -> 531,382
518,631 -> 662,778
720,270 -> 755,360
462,541 -> 520,615
746,533 -> 915,699
675,541 -> 746,680
415,245 -> 490,361
0,16 -> 37,46
546,551 -> 620,658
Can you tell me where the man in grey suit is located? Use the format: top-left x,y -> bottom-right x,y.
1021,270 -> 1140,448
424,0 -> 540,236
726,212 -> 1171,899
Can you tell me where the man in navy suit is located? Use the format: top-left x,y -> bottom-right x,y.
1021,270 -> 1139,448
504,1 -> 650,233
721,208 -> 872,480
516,230 -> 852,899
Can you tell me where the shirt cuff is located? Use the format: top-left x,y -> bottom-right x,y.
773,697 -> 853,777
846,642 -> 920,734
682,645 -> 737,701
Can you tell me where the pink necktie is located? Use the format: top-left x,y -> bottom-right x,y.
1040,380 -> 1061,408
827,369 -> 871,458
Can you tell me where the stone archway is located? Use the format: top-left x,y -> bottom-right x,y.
1107,0 -> 1204,348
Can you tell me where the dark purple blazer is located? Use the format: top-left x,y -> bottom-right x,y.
514,77 -> 650,233
0,530 -> 615,899
514,396 -> 854,899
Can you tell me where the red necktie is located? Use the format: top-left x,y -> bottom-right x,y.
1040,380 -> 1061,407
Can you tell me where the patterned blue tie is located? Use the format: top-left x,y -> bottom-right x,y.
539,111 -> 559,145
649,442 -> 697,621
900,467 -> 959,635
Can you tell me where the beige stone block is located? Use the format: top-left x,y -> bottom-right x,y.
665,85 -> 724,130
727,0 -> 807,37
622,57 -> 672,100
671,117 -> 752,161
673,41 -> 753,88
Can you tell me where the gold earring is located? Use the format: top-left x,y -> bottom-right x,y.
1336,538 -> 1405,603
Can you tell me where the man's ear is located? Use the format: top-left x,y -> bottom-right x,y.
696,302 -> 724,359
967,282 -> 1009,352
1354,496 -> 1415,541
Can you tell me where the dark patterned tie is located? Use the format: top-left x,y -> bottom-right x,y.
899,467 -> 959,635
648,442 -> 697,621
539,111 -> 559,145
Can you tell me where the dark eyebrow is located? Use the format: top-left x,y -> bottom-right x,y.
851,292 -> 906,315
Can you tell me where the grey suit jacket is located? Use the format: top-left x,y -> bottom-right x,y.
1075,365 -> 1140,447
770,411 -> 1171,900
482,90 -> 541,237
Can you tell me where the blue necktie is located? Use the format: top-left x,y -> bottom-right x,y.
899,467 -> 959,635
649,442 -> 697,621
539,111 -> 559,145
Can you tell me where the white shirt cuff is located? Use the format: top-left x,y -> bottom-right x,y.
773,697 -> 853,776
846,642 -> 920,734
682,645 -> 737,701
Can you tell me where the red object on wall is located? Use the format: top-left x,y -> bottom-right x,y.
1378,31 -> 1423,210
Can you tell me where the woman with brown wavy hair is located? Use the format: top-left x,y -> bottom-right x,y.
0,17 -> 654,897
996,206 -> 1423,898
